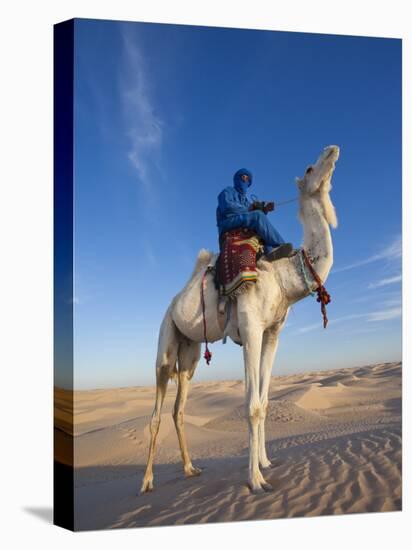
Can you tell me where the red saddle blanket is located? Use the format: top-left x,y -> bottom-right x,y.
216,228 -> 263,298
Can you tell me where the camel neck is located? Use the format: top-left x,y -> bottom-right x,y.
300,196 -> 333,283
275,196 -> 333,305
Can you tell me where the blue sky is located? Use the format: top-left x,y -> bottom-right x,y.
69,18 -> 401,390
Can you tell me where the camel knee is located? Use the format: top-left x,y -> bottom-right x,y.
156,362 -> 173,383
260,399 -> 269,417
247,402 -> 265,425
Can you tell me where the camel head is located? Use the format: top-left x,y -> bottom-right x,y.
296,145 -> 339,228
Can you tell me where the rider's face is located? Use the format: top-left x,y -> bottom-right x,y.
240,174 -> 250,183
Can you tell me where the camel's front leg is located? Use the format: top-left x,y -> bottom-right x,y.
239,322 -> 271,494
258,327 -> 281,470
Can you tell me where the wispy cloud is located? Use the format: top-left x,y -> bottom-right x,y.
381,296 -> 402,308
296,305 -> 401,334
368,307 -> 402,322
352,290 -> 401,305
368,274 -> 402,289
296,322 -> 323,334
332,234 -> 402,274
120,28 -> 164,191
297,312 -> 366,333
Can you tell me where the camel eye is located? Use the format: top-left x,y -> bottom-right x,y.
306,166 -> 314,174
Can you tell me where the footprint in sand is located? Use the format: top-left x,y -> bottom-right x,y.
119,427 -> 142,444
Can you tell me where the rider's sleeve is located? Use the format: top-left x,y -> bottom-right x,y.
218,188 -> 249,217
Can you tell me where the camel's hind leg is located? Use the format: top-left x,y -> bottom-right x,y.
140,309 -> 179,494
173,339 -> 202,477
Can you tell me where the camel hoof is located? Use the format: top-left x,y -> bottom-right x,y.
262,481 -> 274,492
140,479 -> 154,494
248,482 -> 266,495
260,460 -> 273,469
185,465 -> 202,477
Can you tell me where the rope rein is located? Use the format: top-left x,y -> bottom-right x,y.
201,267 -> 213,364
251,195 -> 298,208
298,250 -> 317,297
300,248 -> 332,328
276,197 -> 298,206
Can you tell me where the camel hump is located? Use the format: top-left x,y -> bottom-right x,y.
191,249 -> 214,278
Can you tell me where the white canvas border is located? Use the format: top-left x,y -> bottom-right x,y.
0,0 -> 409,548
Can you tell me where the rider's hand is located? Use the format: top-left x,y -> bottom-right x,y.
249,201 -> 264,212
263,201 -> 275,214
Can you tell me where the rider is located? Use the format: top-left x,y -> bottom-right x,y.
216,168 -> 294,261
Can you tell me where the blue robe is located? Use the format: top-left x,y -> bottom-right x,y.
216,168 -> 285,254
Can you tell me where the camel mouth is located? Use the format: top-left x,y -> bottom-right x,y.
323,145 -> 340,162
296,145 -> 340,196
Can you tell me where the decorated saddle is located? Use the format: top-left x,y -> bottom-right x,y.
214,228 -> 264,298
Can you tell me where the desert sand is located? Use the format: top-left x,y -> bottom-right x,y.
55,361 -> 402,530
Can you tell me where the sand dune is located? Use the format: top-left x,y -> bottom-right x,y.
53,361 -> 402,530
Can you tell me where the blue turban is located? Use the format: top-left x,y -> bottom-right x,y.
233,168 -> 253,195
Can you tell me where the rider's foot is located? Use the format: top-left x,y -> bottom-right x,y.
265,243 -> 294,261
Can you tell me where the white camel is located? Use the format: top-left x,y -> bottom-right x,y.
141,145 -> 339,494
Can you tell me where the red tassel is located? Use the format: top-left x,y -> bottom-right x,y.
301,249 -> 332,330
204,346 -> 212,365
